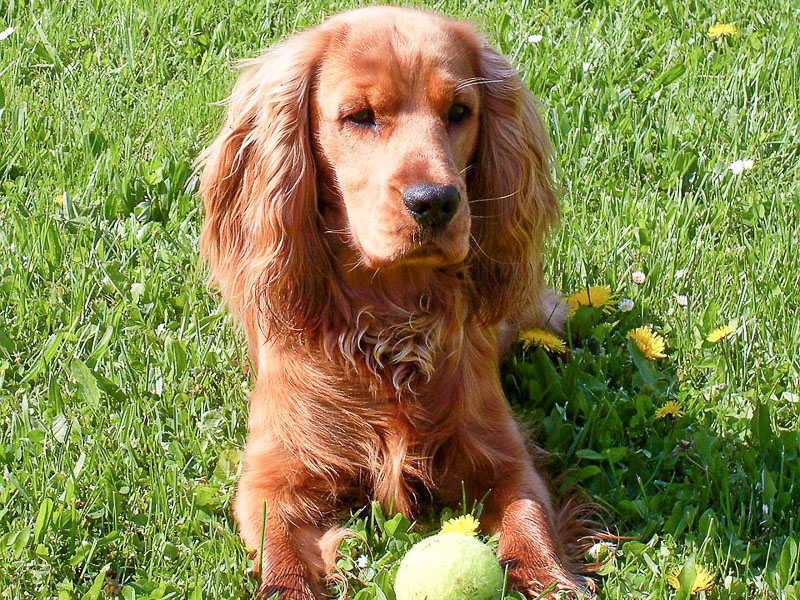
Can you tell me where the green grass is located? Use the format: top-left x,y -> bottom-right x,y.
1,0 -> 798,598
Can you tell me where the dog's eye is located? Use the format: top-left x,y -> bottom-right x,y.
448,104 -> 470,123
346,109 -> 376,127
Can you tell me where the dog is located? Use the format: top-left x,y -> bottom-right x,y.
198,6 -> 592,598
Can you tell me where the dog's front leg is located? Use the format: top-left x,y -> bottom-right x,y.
481,467 -> 590,598
235,440 -> 331,600
497,497 -> 585,598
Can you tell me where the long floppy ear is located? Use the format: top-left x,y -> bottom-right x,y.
198,26 -> 334,344
466,37 -> 560,325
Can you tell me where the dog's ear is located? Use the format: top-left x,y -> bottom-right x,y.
464,36 -> 560,325
198,27 -> 333,341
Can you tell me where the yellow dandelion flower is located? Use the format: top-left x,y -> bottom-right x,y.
655,401 -> 684,420
666,571 -> 678,589
54,193 -> 64,207
565,286 -> 615,316
519,328 -> 567,354
627,326 -> 667,360
667,564 -> 715,594
441,514 -> 479,537
706,324 -> 735,343
708,23 -> 737,40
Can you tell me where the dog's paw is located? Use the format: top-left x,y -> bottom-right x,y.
260,575 -> 317,600
502,560 -> 590,599
505,568 -> 593,599
498,499 -> 595,599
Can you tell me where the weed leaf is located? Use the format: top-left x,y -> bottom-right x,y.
70,358 -> 100,406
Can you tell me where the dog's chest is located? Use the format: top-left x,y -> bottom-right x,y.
315,301 -> 485,514
333,306 -> 464,396
363,392 -> 447,516
354,345 -> 479,516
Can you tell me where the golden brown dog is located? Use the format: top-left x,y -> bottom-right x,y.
199,6 -> 590,598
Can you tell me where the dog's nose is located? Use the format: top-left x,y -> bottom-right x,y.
402,183 -> 461,232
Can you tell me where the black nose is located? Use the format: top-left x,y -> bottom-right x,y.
402,183 -> 461,232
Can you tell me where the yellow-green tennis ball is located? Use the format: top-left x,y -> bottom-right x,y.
394,533 -> 504,600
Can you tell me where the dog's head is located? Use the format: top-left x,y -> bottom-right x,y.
199,7 -> 558,334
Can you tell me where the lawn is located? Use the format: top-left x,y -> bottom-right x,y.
1,0 -> 798,598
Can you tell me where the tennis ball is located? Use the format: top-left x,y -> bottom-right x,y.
394,533 -> 504,600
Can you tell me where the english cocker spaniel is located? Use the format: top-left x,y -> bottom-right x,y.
199,6 -> 593,598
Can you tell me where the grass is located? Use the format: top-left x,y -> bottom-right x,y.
1,0 -> 798,598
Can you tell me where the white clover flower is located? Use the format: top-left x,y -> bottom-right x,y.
631,271 -> 646,284
676,294 -> 688,307
619,298 -> 634,312
528,34 -> 543,43
728,159 -> 755,175
587,541 -> 615,560
357,554 -> 369,569
762,503 -> 769,515
0,27 -> 14,42
582,61 -> 592,72
130,282 -> 145,304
